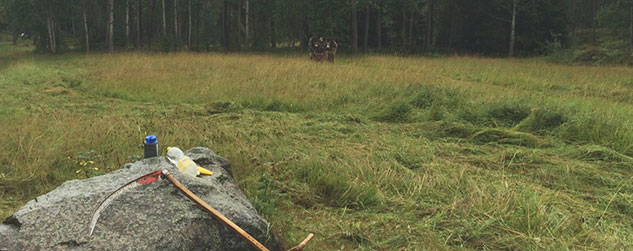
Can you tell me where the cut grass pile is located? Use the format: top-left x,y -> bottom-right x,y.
1,44 -> 633,250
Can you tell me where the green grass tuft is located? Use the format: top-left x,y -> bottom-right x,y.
242,98 -> 305,113
471,128 -> 547,147
514,107 -> 567,135
373,102 -> 413,122
207,101 -> 243,114
570,145 -> 633,162
485,101 -> 532,127
410,85 -> 465,109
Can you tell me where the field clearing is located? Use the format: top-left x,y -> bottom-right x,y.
2,44 -> 633,250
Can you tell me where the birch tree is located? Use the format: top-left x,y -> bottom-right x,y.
83,0 -> 89,54
46,12 -> 56,53
493,0 -> 529,57
107,0 -> 114,53
509,0 -> 517,57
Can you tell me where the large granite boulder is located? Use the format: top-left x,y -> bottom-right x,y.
0,147 -> 280,251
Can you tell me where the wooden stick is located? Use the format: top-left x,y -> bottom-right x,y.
287,233 -> 315,251
162,170 -> 269,251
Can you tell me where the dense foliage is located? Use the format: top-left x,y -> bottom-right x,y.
0,0 -> 630,55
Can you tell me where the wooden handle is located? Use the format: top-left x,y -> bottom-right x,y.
162,171 -> 269,251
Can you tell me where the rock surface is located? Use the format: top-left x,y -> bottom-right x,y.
0,147 -> 280,251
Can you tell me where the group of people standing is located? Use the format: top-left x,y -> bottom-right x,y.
309,37 -> 337,63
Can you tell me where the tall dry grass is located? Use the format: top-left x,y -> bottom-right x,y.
2,46 -> 633,249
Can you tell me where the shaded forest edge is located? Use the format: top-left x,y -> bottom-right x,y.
0,0 -> 631,64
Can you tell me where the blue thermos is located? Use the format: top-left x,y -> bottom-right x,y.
144,135 -> 159,159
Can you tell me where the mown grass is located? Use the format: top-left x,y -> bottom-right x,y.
1,43 -> 633,250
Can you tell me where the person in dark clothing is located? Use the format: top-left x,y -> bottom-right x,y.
309,37 -> 336,62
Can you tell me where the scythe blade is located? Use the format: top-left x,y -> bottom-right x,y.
88,170 -> 163,236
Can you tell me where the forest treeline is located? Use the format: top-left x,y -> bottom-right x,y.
0,0 -> 632,56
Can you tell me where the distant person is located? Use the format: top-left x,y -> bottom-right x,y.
325,39 -> 337,62
309,37 -> 319,60
309,37 -> 326,61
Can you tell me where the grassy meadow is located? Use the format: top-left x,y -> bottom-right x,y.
2,41 -> 633,250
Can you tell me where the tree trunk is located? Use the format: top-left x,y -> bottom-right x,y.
352,5 -> 358,53
237,1 -> 243,50
148,0 -> 156,46
108,0 -> 114,53
162,0 -> 167,35
51,18 -> 57,53
83,0 -> 90,54
426,0 -> 434,50
570,0 -> 577,35
126,0 -> 130,48
376,0 -> 382,50
448,5 -> 456,51
270,15 -> 276,48
47,15 -> 57,54
147,0 -> 154,47
105,1 -> 110,49
401,4 -> 406,50
592,0 -> 597,42
245,0 -> 249,49
52,18 -> 56,53
222,0 -> 228,48
509,0 -> 517,57
188,0 -> 192,49
196,0 -> 200,49
174,0 -> 179,47
409,11 -> 415,51
363,5 -> 369,54
136,0 -> 141,48
630,0 -> 633,51
221,0 -> 226,48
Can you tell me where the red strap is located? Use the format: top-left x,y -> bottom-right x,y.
136,170 -> 163,184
